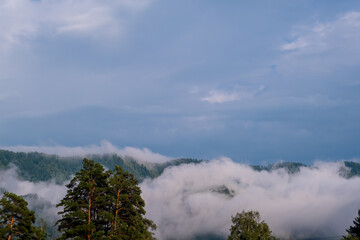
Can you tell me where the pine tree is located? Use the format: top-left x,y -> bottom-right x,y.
56,158 -> 110,240
0,192 -> 45,240
343,209 -> 360,240
108,165 -> 156,239
56,158 -> 156,240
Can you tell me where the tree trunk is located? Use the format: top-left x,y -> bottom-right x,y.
7,216 -> 14,240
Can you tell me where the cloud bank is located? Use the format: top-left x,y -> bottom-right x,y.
0,166 -> 66,205
141,158 -> 360,239
1,141 -> 172,163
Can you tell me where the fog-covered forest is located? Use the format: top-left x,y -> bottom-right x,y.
1,149 -> 360,239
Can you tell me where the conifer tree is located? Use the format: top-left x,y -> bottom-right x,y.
343,209 -> 360,240
0,192 -> 45,240
108,165 -> 156,239
56,158 -> 110,239
56,158 -> 156,240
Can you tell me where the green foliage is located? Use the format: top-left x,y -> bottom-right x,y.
252,162 -> 307,174
344,162 -> 360,178
87,154 -> 154,182
108,165 -> 156,239
1,148 -> 360,184
342,209 -> 360,240
151,158 -> 202,177
0,192 -> 46,240
56,159 -> 110,239
0,149 -> 205,184
56,158 -> 156,240
22,193 -> 60,239
342,235 -> 359,240
0,150 -> 82,183
228,210 -> 278,240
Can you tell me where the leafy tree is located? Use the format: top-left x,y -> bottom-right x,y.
342,209 -> 360,240
56,158 -> 156,240
0,192 -> 45,240
228,210 -> 277,240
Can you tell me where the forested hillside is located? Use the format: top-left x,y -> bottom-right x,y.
0,149 -> 202,183
1,149 -> 359,183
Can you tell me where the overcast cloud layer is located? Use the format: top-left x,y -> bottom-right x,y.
1,159 -> 359,239
1,1 -> 360,163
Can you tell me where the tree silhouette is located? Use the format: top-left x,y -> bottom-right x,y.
343,209 -> 360,240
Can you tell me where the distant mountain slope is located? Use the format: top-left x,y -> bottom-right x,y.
252,161 -> 307,174
0,150 -> 80,183
0,149 -> 201,183
0,149 -> 359,183
344,161 -> 360,178
253,161 -> 360,178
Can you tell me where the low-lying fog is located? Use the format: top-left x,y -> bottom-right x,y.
1,157 -> 360,239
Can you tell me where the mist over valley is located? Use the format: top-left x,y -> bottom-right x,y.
0,146 -> 359,239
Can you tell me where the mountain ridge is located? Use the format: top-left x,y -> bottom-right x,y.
0,149 -> 359,184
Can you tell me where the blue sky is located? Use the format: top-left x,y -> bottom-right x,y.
1,0 -> 360,163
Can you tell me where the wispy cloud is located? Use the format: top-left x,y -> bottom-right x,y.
202,90 -> 240,104
56,7 -> 115,35
281,11 -> 360,53
202,86 -> 265,104
1,141 -> 172,163
282,38 -> 309,51
0,0 -> 151,50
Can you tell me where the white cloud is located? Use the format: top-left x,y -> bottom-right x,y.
56,7 -> 115,34
1,141 -> 172,163
277,11 -> 360,80
281,38 -> 309,51
120,146 -> 172,163
202,90 -> 240,104
281,11 -> 360,54
202,86 -> 265,104
0,166 -> 66,205
0,0 -> 151,51
141,158 -> 360,239
0,166 -> 67,229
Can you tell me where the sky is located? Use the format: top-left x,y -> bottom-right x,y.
1,0 -> 360,164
